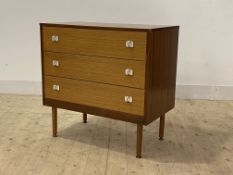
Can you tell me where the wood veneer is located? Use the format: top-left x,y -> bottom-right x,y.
44,76 -> 145,115
44,52 -> 145,89
43,27 -> 147,60
40,22 -> 179,158
144,27 -> 179,125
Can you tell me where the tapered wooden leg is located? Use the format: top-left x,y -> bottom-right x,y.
52,107 -> 57,137
83,113 -> 87,123
136,123 -> 143,158
159,114 -> 165,140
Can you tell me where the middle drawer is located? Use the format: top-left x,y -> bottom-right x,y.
43,52 -> 145,89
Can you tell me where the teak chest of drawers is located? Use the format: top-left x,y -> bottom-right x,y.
40,22 -> 179,158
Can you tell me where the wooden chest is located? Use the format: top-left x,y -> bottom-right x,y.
40,22 -> 179,158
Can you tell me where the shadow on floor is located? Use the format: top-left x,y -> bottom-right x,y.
58,116 -> 231,163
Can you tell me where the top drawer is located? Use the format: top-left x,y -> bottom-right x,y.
42,27 -> 147,60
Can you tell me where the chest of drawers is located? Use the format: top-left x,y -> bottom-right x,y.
40,22 -> 179,158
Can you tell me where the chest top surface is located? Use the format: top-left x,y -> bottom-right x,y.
40,21 -> 177,31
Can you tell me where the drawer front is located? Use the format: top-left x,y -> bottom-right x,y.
43,52 -> 145,89
44,76 -> 144,115
42,27 -> 147,60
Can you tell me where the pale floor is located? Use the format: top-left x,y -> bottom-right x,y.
0,94 -> 232,175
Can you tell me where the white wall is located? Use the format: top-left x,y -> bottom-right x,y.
0,0 -> 233,98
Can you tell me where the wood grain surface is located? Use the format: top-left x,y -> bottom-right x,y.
41,22 -> 176,30
43,52 -> 145,89
44,76 -> 144,115
42,27 -> 147,60
144,27 -> 179,124
1,94 -> 232,175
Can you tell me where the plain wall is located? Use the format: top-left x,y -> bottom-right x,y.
0,0 -> 233,98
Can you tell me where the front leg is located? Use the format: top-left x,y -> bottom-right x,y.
159,114 -> 165,140
52,107 -> 57,137
136,123 -> 143,158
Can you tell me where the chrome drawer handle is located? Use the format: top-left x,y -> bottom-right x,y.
52,60 -> 60,67
126,40 -> 134,48
52,85 -> 60,91
125,68 -> 134,76
124,96 -> 133,103
51,35 -> 59,42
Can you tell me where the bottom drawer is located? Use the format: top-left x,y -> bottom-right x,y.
44,76 -> 144,115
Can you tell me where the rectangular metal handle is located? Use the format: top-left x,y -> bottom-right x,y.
52,85 -> 60,91
124,96 -> 133,103
126,40 -> 134,48
52,60 -> 60,67
125,68 -> 134,76
51,35 -> 59,42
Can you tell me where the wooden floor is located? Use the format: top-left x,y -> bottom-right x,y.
0,94 -> 232,175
